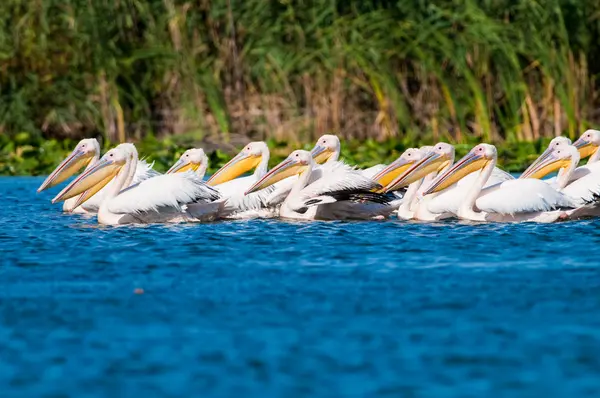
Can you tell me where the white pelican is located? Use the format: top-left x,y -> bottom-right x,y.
166,148 -> 208,179
371,148 -> 424,219
373,143 -> 512,221
245,150 -> 397,220
37,138 -> 157,213
51,144 -> 222,225
205,142 -> 277,218
422,144 -> 573,222
520,144 -> 600,218
310,134 -> 386,177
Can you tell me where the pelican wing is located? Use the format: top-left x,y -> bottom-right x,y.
299,166 -> 383,207
475,179 -> 574,215
107,173 -> 220,214
133,159 -> 161,184
361,164 -> 387,178
215,176 -> 275,214
427,167 -> 514,215
80,160 -> 160,212
562,171 -> 600,206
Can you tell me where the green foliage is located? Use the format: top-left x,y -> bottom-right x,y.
1,0 -> 599,144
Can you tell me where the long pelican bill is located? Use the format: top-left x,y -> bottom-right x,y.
245,159 -> 307,194
371,158 -> 418,188
424,152 -> 488,195
384,151 -> 451,192
311,145 -> 335,164
70,171 -> 118,210
520,151 -> 571,179
573,137 -> 598,160
166,159 -> 199,174
206,153 -> 262,186
37,149 -> 95,192
52,158 -> 123,203
519,146 -> 556,179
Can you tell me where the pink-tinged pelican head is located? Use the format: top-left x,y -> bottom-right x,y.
37,138 -> 100,193
520,145 -> 579,180
166,148 -> 208,177
245,150 -> 311,194
206,142 -> 268,186
371,148 -> 423,189
573,129 -> 600,160
424,143 -> 495,195
310,134 -> 341,164
51,145 -> 130,204
520,136 -> 571,179
383,143 -> 455,192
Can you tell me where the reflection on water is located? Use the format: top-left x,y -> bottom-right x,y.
2,177 -> 600,397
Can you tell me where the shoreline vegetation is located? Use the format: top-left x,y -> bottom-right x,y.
2,1 -> 600,174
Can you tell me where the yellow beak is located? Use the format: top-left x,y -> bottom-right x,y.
424,152 -> 488,195
52,158 -> 123,203
207,153 -> 261,186
371,157 -> 418,189
245,158 -> 307,194
384,152 -> 451,192
311,145 -> 335,164
573,138 -> 598,160
37,149 -> 95,192
520,152 -> 572,179
166,159 -> 199,174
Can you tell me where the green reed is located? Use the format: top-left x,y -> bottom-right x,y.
1,0 -> 599,147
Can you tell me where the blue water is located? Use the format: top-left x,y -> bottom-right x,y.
2,176 -> 600,397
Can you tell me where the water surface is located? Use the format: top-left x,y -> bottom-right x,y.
1,177 -> 600,397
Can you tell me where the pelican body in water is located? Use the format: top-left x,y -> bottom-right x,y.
52,144 -> 221,225
166,148 -> 209,179
373,143 -> 513,221
245,150 -> 396,220
422,144 -> 573,222
521,144 -> 600,218
371,148 -> 425,219
37,138 -> 157,213
206,142 -> 278,218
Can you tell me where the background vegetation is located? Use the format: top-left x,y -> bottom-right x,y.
1,0 -> 599,174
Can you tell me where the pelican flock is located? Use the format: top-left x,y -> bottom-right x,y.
37,131 -> 600,225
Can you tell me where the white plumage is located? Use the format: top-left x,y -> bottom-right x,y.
107,172 -> 219,215
53,144 -> 221,225
247,150 -> 397,220
475,179 -> 573,215
427,167 -> 515,215
80,159 -> 159,213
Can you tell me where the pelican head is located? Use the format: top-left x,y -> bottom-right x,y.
371,148 -> 423,188
383,143 -> 455,192
424,144 -> 495,195
520,145 -> 579,179
520,137 -> 571,179
245,150 -> 311,194
207,142 -> 268,186
166,148 -> 208,176
573,129 -> 600,160
51,145 -> 130,204
37,138 -> 100,193
310,134 -> 340,164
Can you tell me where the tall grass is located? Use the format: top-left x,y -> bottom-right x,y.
1,0 -> 599,146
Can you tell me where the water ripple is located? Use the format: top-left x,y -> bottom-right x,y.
2,176 -> 600,397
